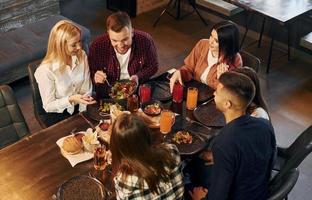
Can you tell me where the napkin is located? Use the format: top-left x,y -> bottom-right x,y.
56,135 -> 93,167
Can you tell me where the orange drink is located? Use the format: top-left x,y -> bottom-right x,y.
160,110 -> 175,134
186,87 -> 198,110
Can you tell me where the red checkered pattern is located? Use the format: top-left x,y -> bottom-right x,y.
88,30 -> 159,99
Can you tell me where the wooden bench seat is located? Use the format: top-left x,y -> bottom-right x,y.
300,32 -> 312,51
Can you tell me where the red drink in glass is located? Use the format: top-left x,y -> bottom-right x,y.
172,83 -> 183,103
139,84 -> 151,104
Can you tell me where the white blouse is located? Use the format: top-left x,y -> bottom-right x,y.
200,50 -> 218,84
251,107 -> 270,120
35,51 -> 92,114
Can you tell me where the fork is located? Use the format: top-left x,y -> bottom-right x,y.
185,117 -> 211,131
105,79 -> 112,87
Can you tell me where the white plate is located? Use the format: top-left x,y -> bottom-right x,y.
56,133 -> 94,167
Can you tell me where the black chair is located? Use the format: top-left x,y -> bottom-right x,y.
267,168 -> 299,200
268,126 -> 312,200
0,85 -> 29,148
56,175 -> 107,200
240,50 -> 260,72
274,126 -> 312,176
27,61 -> 71,128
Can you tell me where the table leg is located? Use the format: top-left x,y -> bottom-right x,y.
287,23 -> 291,61
258,17 -> 266,48
266,20 -> 276,73
153,0 -> 175,27
189,0 -> 208,26
176,0 -> 181,19
240,11 -> 254,49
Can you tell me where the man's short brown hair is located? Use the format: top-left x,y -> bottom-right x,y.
106,11 -> 132,32
219,71 -> 255,109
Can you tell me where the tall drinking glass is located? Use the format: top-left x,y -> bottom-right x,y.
186,87 -> 198,110
94,145 -> 106,170
172,83 -> 183,103
127,94 -> 139,112
160,110 -> 175,136
139,84 -> 151,104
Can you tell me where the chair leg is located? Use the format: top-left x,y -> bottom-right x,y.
153,0 -> 175,27
189,0 -> 208,26
258,17 -> 266,48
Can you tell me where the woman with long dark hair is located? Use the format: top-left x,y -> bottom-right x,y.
234,67 -> 269,120
110,113 -> 184,199
170,20 -> 242,91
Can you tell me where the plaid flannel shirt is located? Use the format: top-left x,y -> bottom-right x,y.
114,144 -> 184,200
88,30 -> 159,99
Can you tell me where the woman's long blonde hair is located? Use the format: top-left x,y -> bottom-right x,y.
42,20 -> 82,71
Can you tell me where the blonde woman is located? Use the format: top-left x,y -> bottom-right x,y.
35,20 -> 96,120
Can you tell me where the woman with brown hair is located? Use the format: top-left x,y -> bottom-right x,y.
110,113 -> 184,200
233,67 -> 270,120
35,20 -> 96,120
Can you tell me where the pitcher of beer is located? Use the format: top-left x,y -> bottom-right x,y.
160,110 -> 175,135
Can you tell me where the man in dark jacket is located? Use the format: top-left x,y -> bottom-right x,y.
190,71 -> 276,200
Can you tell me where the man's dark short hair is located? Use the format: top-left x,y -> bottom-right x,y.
219,71 -> 256,108
106,11 -> 132,32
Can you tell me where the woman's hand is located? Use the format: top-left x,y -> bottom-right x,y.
169,70 -> 183,93
69,94 -> 96,105
217,63 -> 229,79
94,70 -> 107,84
189,187 -> 208,200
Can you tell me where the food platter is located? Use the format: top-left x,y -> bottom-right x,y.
166,130 -> 206,155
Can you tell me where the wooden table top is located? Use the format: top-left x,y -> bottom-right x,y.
0,115 -> 92,200
231,0 -> 312,23
0,77 -> 221,200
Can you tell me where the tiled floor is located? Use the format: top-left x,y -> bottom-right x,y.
10,0 -> 312,199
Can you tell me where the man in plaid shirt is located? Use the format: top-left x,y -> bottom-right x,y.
88,11 -> 159,98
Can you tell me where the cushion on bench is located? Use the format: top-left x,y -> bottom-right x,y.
0,15 -> 90,84
196,0 -> 243,17
300,32 -> 312,51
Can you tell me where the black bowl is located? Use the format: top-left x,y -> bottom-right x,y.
141,100 -> 163,117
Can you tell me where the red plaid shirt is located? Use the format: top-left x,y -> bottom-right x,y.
88,30 -> 159,98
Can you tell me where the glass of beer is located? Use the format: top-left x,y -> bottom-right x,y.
139,84 -> 151,104
186,87 -> 198,110
94,145 -> 106,170
127,94 -> 139,113
172,83 -> 183,103
160,110 -> 175,136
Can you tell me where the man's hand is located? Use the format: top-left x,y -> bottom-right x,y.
189,187 -> 208,200
94,70 -> 107,84
199,150 -> 214,165
69,94 -> 96,105
217,63 -> 229,79
130,75 -> 139,86
169,70 -> 183,93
